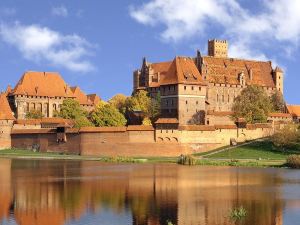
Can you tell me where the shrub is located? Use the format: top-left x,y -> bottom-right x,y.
178,154 -> 197,165
287,155 -> 300,169
271,124 -> 300,151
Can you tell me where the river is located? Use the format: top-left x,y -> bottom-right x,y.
0,158 -> 299,225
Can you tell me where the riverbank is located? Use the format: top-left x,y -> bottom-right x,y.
1,140 -> 298,167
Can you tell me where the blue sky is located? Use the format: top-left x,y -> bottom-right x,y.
0,0 -> 300,104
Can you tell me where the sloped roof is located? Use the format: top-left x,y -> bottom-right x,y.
70,86 -> 94,105
148,61 -> 172,87
202,56 -> 275,87
160,57 -> 206,85
0,93 -> 15,120
287,105 -> 300,117
87,94 -> 101,105
11,71 -> 75,97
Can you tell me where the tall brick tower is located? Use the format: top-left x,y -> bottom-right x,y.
208,39 -> 228,58
273,67 -> 284,94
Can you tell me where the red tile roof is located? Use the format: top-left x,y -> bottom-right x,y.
269,112 -> 292,118
11,71 -> 74,97
11,129 -> 56,134
0,93 -> 15,120
155,118 -> 179,124
287,105 -> 300,117
15,118 -> 74,126
80,127 -> 127,133
160,57 -> 206,85
87,94 -> 101,105
179,125 -> 216,131
202,56 -> 275,87
70,86 -> 94,105
215,125 -> 237,129
127,125 -> 154,131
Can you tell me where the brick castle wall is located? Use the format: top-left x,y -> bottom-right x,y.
8,125 -> 274,157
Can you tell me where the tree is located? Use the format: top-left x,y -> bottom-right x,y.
271,124 -> 300,151
232,85 -> 272,123
126,90 -> 151,115
108,94 -> 128,114
126,90 -> 160,124
270,90 -> 285,112
90,103 -> 127,127
26,110 -> 43,119
58,99 -> 93,128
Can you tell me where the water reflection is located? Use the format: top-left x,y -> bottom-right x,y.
0,159 -> 299,225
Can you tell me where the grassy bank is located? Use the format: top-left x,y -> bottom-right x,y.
1,140 -> 299,168
203,140 -> 299,160
0,149 -> 177,163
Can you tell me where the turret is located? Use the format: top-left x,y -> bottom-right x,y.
273,67 -> 284,94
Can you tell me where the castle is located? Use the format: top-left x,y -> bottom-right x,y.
0,39 -> 299,155
133,39 -> 284,125
5,71 -> 100,119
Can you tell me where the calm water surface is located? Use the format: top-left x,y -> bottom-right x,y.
0,158 -> 299,225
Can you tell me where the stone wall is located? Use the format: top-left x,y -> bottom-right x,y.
0,120 -> 14,150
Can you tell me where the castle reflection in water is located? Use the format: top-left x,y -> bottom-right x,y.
0,159 -> 299,225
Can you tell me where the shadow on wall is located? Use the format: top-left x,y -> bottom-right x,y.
188,110 -> 205,125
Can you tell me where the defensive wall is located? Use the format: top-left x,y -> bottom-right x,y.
6,123 -> 274,157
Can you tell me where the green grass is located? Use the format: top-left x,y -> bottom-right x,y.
195,159 -> 285,167
205,141 -> 299,160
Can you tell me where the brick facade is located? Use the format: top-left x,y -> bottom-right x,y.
133,39 -> 284,125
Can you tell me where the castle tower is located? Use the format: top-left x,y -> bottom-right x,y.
273,67 -> 284,94
208,39 -> 228,58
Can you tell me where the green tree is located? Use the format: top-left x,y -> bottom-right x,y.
271,124 -> 300,151
108,94 -> 128,114
25,110 -> 43,119
90,103 -> 127,127
126,90 -> 160,124
270,90 -> 285,112
58,99 -> 93,128
232,85 -> 272,123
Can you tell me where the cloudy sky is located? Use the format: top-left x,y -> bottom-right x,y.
0,0 -> 300,103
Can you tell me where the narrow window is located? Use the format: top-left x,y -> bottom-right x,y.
186,100 -> 188,104
191,86 -> 194,90
184,86 -> 186,90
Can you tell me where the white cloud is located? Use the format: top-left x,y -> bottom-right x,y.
130,0 -> 300,63
51,6 -> 68,17
0,22 -> 95,72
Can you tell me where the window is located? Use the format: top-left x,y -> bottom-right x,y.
171,100 -> 174,105
166,100 -> 168,106
191,86 -> 194,90
222,95 -> 224,102
228,95 -> 230,102
196,101 -> 198,105
199,87 -> 201,91
184,86 -> 186,90
186,100 -> 188,104
217,94 -> 219,102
